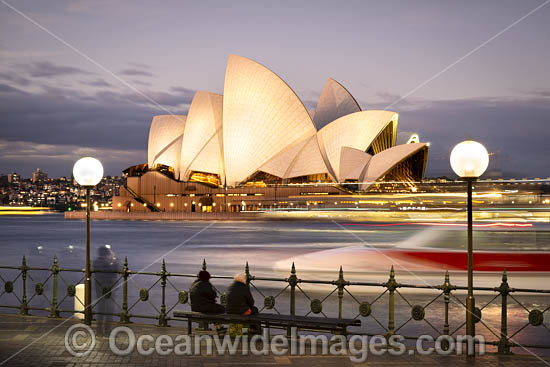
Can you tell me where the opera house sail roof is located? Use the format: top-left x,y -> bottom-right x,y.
139,54 -> 428,191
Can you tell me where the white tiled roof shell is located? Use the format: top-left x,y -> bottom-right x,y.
259,134 -> 313,178
179,91 -> 224,181
317,110 -> 398,181
222,54 -> 317,186
260,133 -> 330,179
147,115 -> 187,175
339,147 -> 372,181
285,134 -> 331,179
313,78 -> 361,130
361,143 -> 428,190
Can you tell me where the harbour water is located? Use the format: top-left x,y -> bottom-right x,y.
1,214 -> 549,355
2,214 -> 550,273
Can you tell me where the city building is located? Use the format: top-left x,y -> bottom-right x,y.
113,54 -> 429,212
32,168 -> 48,184
7,173 -> 20,183
1,172 -> 122,210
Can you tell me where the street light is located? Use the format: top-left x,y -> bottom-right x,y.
450,140 -> 489,353
73,157 -> 103,326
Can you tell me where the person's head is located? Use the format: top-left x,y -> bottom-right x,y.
97,245 -> 110,257
198,270 -> 211,281
234,272 -> 247,284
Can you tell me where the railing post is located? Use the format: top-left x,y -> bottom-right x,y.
443,271 -> 451,336
50,255 -> 60,318
387,266 -> 397,337
287,262 -> 298,339
245,261 -> 251,284
120,257 -> 130,323
497,269 -> 511,354
159,259 -> 168,327
20,256 -> 28,315
336,266 -> 345,319
289,262 -> 297,316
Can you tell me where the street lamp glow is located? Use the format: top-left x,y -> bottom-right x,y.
73,157 -> 104,186
449,140 -> 490,354
72,157 -> 103,326
450,140 -> 489,178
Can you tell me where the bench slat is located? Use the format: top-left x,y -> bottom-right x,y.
172,310 -> 361,327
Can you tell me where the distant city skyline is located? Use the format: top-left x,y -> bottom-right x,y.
1,1 -> 549,178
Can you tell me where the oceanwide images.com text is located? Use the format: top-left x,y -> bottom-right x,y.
65,324 -> 486,362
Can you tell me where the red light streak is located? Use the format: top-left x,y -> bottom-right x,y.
344,222 -> 533,228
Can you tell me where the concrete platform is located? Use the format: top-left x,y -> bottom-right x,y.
0,313 -> 549,366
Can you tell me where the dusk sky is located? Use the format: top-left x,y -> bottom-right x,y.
1,0 -> 549,178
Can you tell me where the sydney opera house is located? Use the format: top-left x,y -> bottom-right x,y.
113,54 -> 428,213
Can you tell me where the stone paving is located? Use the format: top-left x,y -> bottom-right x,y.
0,313 -> 549,366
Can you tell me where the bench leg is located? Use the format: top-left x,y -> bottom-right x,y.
286,324 -> 296,339
188,319 -> 192,335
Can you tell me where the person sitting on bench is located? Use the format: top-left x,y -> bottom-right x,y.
190,270 -> 225,314
226,273 -> 258,315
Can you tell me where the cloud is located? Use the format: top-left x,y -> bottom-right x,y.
0,72 -> 31,86
366,91 -> 426,110
0,79 -> 196,176
0,139 -> 144,177
0,83 -> 158,149
0,50 -> 64,59
166,86 -> 195,104
147,89 -> 194,107
301,99 -> 317,111
171,86 -> 194,94
18,61 -> 95,78
128,62 -> 151,69
0,84 -> 27,94
399,96 -> 550,177
81,78 -> 112,87
119,68 -> 154,77
526,89 -> 550,98
0,79 -> 189,176
0,80 -> 194,144
131,79 -> 152,87
93,86 -> 194,108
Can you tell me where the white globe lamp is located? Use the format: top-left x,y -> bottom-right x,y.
73,157 -> 104,186
72,156 -> 103,326
449,140 -> 490,350
450,140 -> 489,178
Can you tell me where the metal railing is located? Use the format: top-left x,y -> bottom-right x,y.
1,256 -> 549,353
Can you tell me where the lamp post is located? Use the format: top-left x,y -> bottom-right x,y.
73,157 -> 104,326
450,140 -> 489,354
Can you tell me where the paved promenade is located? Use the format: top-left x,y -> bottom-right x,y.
0,313 -> 549,366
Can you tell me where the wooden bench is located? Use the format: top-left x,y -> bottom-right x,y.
173,310 -> 361,336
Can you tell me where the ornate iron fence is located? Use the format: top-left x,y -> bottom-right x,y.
1,256 -> 549,354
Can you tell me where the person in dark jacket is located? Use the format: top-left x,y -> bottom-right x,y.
226,273 -> 258,315
189,270 -> 225,314
93,245 -> 121,337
